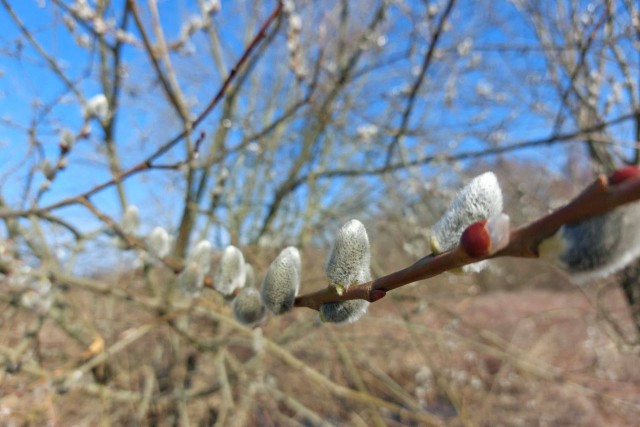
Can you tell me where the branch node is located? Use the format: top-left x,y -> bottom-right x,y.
369,289 -> 386,302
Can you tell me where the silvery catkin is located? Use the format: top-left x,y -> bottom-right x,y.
261,247 -> 301,315
214,245 -> 246,295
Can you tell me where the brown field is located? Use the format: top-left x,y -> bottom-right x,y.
2,255 -> 639,427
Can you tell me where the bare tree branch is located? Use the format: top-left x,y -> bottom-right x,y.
383,0 -> 456,167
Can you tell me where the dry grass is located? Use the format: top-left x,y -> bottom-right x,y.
1,254 -> 640,426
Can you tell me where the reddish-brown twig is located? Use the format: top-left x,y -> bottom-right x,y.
295,168 -> 640,311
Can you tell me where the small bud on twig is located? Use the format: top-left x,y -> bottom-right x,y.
460,214 -> 510,258
460,221 -> 490,258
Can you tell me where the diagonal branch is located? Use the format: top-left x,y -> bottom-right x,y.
255,111 -> 638,214
383,0 -> 456,167
295,168 -> 640,310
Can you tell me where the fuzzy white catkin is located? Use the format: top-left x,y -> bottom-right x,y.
190,240 -> 212,273
232,287 -> 267,327
325,219 -> 371,293
244,263 -> 256,288
121,205 -> 140,235
320,219 -> 373,324
214,245 -> 246,296
542,203 -> 640,284
280,246 -> 302,280
179,261 -> 205,297
486,213 -> 510,253
84,93 -> 109,120
148,226 -> 170,258
320,269 -> 371,324
320,299 -> 370,324
261,247 -> 301,314
430,172 -> 503,254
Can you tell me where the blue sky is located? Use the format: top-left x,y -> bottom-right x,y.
1,0 -> 638,264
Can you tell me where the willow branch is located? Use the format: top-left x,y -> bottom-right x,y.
295,170 -> 640,310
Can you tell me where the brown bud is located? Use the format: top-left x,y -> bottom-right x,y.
609,166 -> 640,185
460,220 -> 490,258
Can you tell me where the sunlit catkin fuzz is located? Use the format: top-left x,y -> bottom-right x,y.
325,219 -> 371,296
319,269 -> 371,324
486,214 -> 511,253
148,226 -> 170,258
178,261 -> 205,297
121,205 -> 140,235
214,245 -> 246,296
261,248 -> 301,315
430,172 -> 503,255
232,287 -> 267,327
540,203 -> 640,284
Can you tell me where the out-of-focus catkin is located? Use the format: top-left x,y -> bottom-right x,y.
214,245 -> 246,296
232,287 -> 267,327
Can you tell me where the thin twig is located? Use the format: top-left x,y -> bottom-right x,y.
383,0 -> 457,167
246,111 -> 638,220
0,1 -> 283,220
